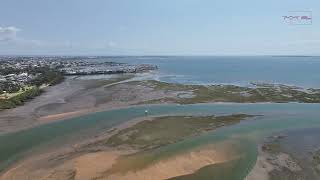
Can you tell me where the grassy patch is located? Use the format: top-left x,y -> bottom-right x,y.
135,80 -> 320,104
0,86 -> 42,110
106,114 -> 255,150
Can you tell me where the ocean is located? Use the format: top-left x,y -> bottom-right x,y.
109,56 -> 320,88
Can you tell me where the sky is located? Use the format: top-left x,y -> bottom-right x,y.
0,0 -> 319,56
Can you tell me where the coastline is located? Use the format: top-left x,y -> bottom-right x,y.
2,71 -> 320,179
1,73 -> 320,134
0,114 -> 249,180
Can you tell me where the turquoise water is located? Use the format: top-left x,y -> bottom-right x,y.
109,56 -> 320,88
1,103 -> 320,176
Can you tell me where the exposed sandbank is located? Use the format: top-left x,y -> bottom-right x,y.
0,114 -> 250,180
0,142 -> 238,180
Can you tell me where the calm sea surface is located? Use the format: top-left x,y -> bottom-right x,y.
109,56 -> 320,87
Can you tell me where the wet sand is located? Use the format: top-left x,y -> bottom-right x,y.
246,129 -> 320,180
245,146 -> 275,180
38,110 -> 89,122
0,75 -> 189,134
0,142 -> 237,180
0,76 -> 97,134
0,111 -> 246,180
103,144 -> 236,180
246,146 -> 304,180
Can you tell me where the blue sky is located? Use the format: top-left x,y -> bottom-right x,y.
0,0 -> 319,55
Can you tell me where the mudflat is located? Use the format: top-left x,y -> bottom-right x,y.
0,75 -> 133,134
2,75 -> 319,134
246,128 -> 320,180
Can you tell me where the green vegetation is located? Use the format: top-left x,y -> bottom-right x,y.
0,66 -> 64,94
29,67 -> 64,86
169,159 -> 248,180
0,67 -> 22,76
136,80 -> 320,104
0,86 -> 41,110
0,86 -> 33,99
103,114 -> 255,177
0,66 -> 64,110
262,142 -> 281,154
106,114 -> 255,150
0,82 -> 22,94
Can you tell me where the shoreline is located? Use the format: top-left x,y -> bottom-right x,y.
0,114 -> 247,180
1,73 -> 320,136
35,100 -> 320,123
1,73 -> 320,179
3,95 -> 320,136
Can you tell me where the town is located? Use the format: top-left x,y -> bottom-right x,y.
0,56 -> 157,109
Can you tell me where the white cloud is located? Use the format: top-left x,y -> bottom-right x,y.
0,26 -> 126,55
0,26 -> 20,41
0,26 -> 71,49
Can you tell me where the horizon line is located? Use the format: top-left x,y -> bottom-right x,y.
0,54 -> 319,57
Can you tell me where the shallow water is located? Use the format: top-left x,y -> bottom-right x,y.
269,128 -> 320,179
1,103 -> 320,179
